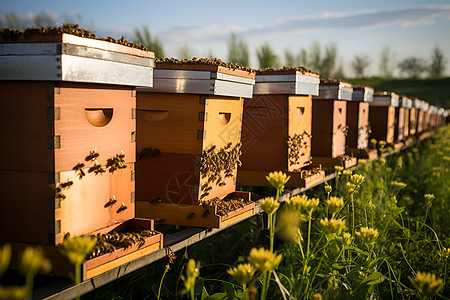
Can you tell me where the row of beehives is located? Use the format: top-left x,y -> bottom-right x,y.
0,30 -> 447,281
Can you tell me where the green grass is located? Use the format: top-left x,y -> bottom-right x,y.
344,77 -> 450,106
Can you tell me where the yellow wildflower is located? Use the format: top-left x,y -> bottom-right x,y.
334,166 -> 344,173
324,182 -> 332,194
0,243 -> 11,277
342,170 -> 352,176
227,263 -> 254,286
409,272 -> 444,297
0,285 -> 27,300
60,235 -> 97,266
19,246 -> 51,276
183,259 -> 200,293
356,227 -> 379,245
266,171 -> 290,192
320,218 -> 345,234
260,197 -> 279,215
391,181 -> 407,189
285,195 -> 318,215
350,174 -> 365,186
248,247 -> 282,273
326,196 -> 344,215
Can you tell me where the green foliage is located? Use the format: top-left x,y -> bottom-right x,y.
134,26 -> 165,58
227,33 -> 250,67
344,77 -> 450,106
257,42 -> 280,69
429,44 -> 447,78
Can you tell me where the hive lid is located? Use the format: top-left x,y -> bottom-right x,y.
0,28 -> 155,87
352,85 -> 374,102
421,101 -> 430,111
371,91 -> 400,107
313,79 -> 353,101
253,67 -> 319,96
399,95 -> 412,108
138,58 -> 256,98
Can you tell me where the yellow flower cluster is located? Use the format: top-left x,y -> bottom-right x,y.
260,197 -> 280,215
340,232 -> 352,246
320,218 -> 346,234
227,263 -> 254,285
342,170 -> 352,176
266,171 -> 290,192
184,259 -> 200,293
326,196 -> 344,215
247,247 -> 282,273
334,166 -> 344,173
0,243 -> 11,277
60,235 -> 97,266
324,182 -> 332,194
0,285 -> 27,300
285,195 -> 319,215
391,181 -> 407,189
349,174 -> 365,186
19,246 -> 51,276
356,227 -> 379,245
409,272 -> 444,297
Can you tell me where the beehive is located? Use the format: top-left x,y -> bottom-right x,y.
311,79 -> 357,168
370,91 -> 399,144
399,96 -> 412,139
346,86 -> 376,159
238,68 -> 324,188
416,99 -> 427,134
0,29 -> 162,252
409,99 -> 419,136
135,58 -> 256,228
422,101 -> 430,132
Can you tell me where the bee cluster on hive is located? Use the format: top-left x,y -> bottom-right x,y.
136,147 -> 161,160
199,142 -> 242,201
87,230 -> 157,259
201,196 -> 252,217
258,66 -> 316,74
0,24 -> 148,51
285,131 -> 312,166
156,57 -> 255,73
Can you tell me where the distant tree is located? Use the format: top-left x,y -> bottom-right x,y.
256,42 -> 280,69
178,45 -> 192,59
227,33 -> 249,67
429,44 -> 447,78
379,46 -> 395,78
334,58 -> 346,79
321,42 -> 338,78
351,55 -> 371,78
284,49 -> 298,67
398,57 -> 428,79
134,26 -> 165,58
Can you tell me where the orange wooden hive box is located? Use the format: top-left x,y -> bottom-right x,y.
238,68 -> 325,188
370,91 -> 399,145
347,86 -> 377,160
415,99 -> 426,134
0,28 -> 162,279
135,58 -> 256,228
409,98 -> 419,136
311,79 -> 357,168
398,96 -> 414,146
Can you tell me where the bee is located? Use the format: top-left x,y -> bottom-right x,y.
88,162 -> 106,175
104,196 -> 117,208
59,180 -> 73,190
166,247 -> 176,264
150,196 -> 161,204
202,209 -> 210,218
85,149 -> 100,162
187,212 -> 195,220
116,202 -> 127,213
72,162 -> 86,179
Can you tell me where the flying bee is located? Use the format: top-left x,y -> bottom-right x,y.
85,149 -> 100,162
59,180 -> 73,190
187,212 -> 195,220
116,202 -> 127,213
104,196 -> 117,208
72,162 -> 86,179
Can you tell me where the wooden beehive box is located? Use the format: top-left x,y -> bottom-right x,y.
416,100 -> 426,134
6,218 -> 162,281
409,99 -> 419,136
311,79 -> 357,168
370,91 -> 399,144
346,86 -> 377,160
399,96 -> 412,139
0,28 -> 163,257
135,58 -> 256,228
237,67 -> 324,188
422,101 -> 430,132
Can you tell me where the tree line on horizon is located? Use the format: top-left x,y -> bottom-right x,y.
0,8 -> 447,80
135,26 -> 447,80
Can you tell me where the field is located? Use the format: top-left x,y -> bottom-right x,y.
80,124 -> 450,300
345,77 -> 450,106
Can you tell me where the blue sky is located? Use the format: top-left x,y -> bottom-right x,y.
1,0 -> 450,76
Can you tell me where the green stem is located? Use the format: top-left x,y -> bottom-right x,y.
243,283 -> 248,300
157,264 -> 170,300
75,262 -> 81,300
261,271 -> 268,300
25,273 -> 34,300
